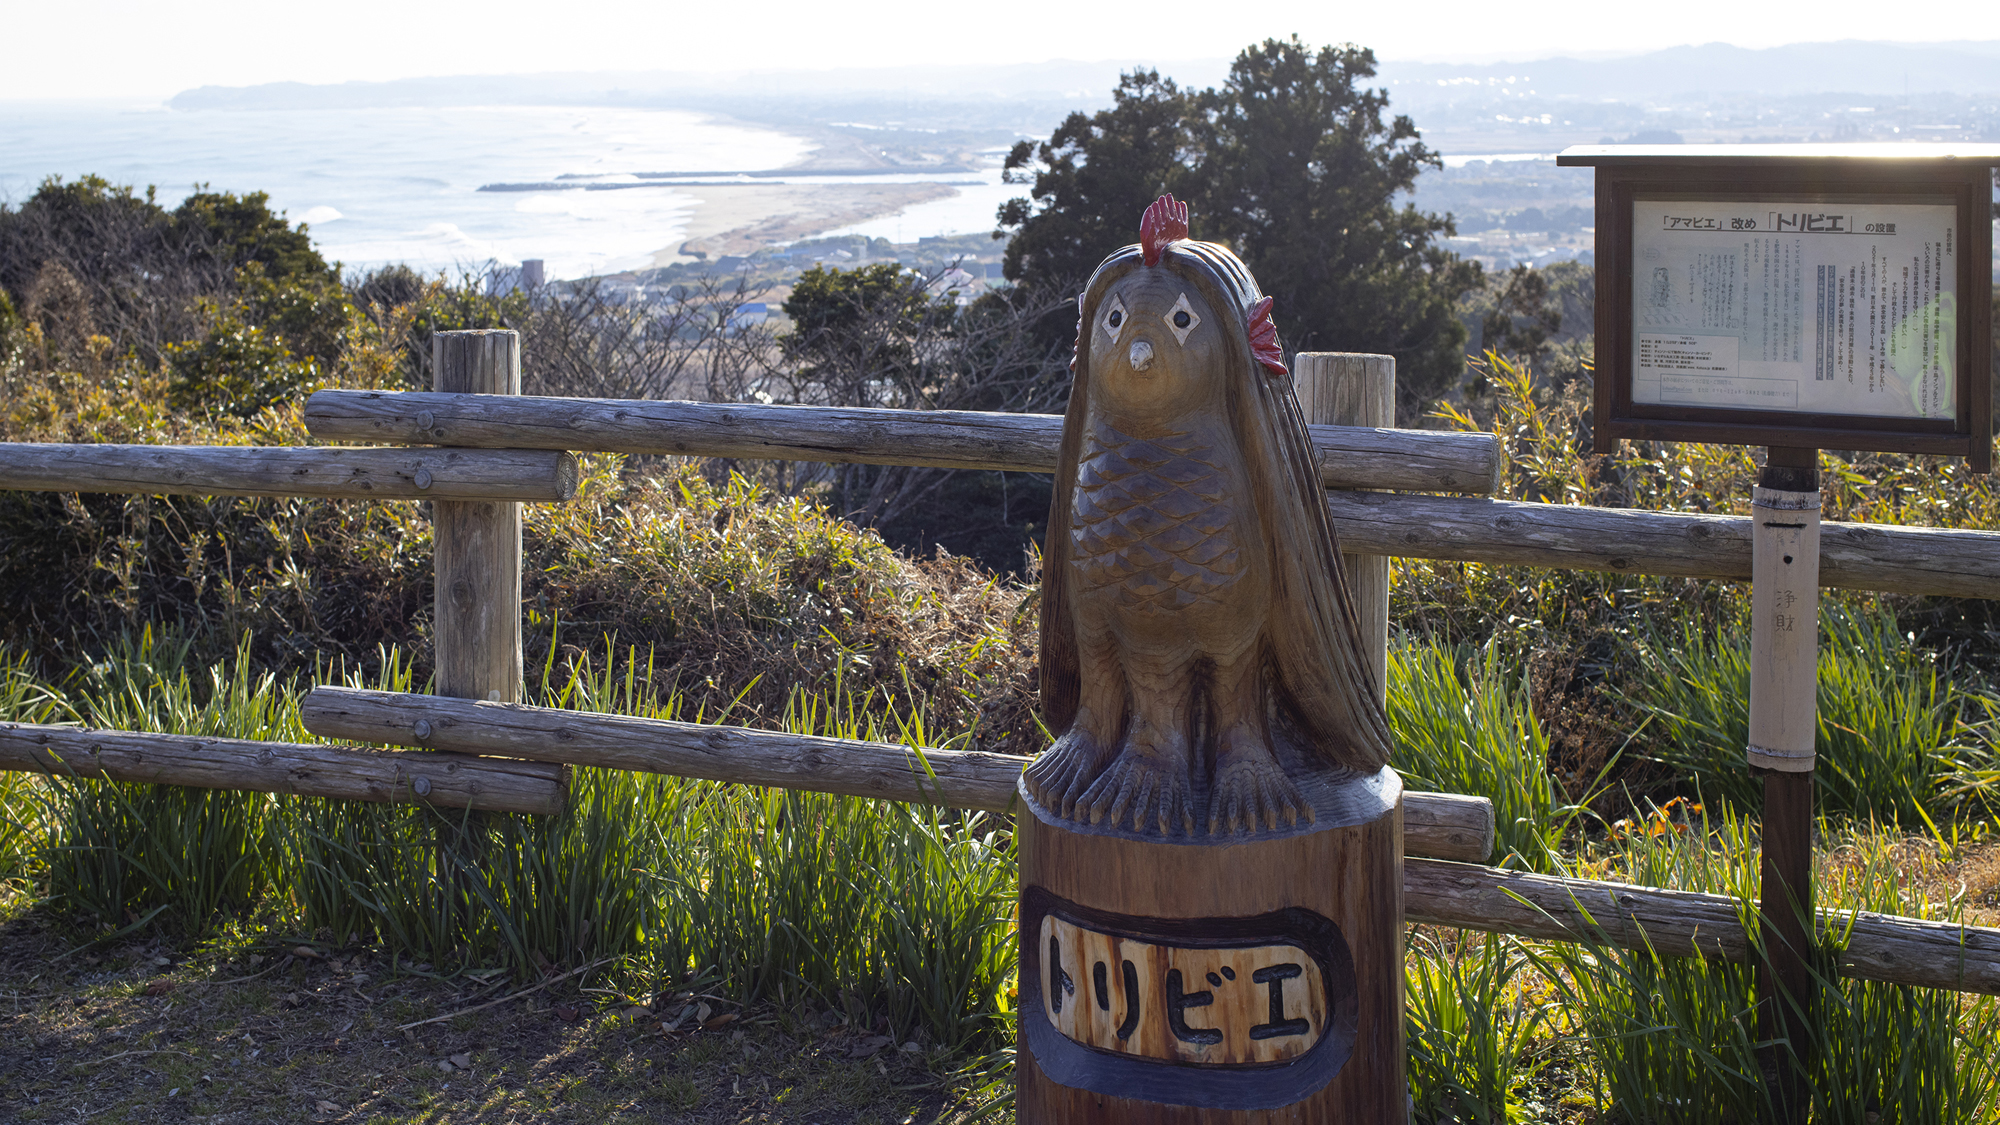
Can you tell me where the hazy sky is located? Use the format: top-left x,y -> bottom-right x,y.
9,0 -> 1998,102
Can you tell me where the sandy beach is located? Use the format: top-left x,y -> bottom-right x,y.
648,182 -> 958,264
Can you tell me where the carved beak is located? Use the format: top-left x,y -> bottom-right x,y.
1128,339 -> 1155,372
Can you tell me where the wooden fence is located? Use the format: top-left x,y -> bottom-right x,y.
6,330 -> 2000,996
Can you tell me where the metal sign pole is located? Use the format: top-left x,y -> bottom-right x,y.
1749,445 -> 1820,1122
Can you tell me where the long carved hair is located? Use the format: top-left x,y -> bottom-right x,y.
1038,204 -> 1393,774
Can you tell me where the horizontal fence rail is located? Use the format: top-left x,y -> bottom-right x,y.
0,444 -> 579,502
1328,490 -> 2000,601
299,686 -> 1498,864
303,391 -> 1505,495
9,721 -> 1989,993
298,389 -> 2000,600
1407,858 -> 2000,995
0,722 -> 566,815
9,377 -> 2000,997
11,438 -> 1990,599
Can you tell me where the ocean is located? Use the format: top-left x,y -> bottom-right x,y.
0,101 -> 1020,279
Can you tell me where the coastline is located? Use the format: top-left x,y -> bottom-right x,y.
649,182 -> 958,264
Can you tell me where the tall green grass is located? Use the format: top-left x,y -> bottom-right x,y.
1525,808 -> 2000,1123
1388,638 -> 1577,867
0,646 -> 71,906
13,627 -> 2000,1109
32,628 -> 284,933
1405,929 -> 1550,1122
13,632 -> 1019,1049
1629,604 -> 1981,825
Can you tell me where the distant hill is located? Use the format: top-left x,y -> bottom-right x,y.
1379,40 -> 2000,102
166,59 -> 1232,113
168,41 -> 2000,118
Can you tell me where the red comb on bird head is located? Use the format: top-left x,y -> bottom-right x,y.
1248,296 -> 1286,376
1140,194 -> 1189,267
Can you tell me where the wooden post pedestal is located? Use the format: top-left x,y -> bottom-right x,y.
1016,768 -> 1405,1123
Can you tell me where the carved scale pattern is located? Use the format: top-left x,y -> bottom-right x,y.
1070,421 -> 1242,612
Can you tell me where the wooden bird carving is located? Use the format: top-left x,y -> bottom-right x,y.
1024,195 -> 1394,837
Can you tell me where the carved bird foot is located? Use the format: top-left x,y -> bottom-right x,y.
1078,744 -> 1197,836
1210,742 -> 1316,835
1022,727 -> 1110,819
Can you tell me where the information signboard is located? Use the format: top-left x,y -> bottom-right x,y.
1556,145 -> 1999,469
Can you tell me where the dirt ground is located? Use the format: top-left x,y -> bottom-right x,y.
0,908 -> 1006,1125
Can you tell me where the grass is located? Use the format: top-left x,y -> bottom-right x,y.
1406,929 -> 1552,1122
12,632 -> 2000,1121
14,347 -> 2000,1117
1530,807 -> 2000,1124
8,633 -> 1020,1060
1388,638 -> 1580,868
1627,603 -> 1990,826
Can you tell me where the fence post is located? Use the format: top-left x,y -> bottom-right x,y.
1295,353 -> 1393,704
428,329 -> 523,931
432,330 -> 524,705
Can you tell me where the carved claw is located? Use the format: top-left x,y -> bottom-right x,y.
1078,747 -> 1196,836
1210,748 -> 1315,835
1023,728 -> 1109,819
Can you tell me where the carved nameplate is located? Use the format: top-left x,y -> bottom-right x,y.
1040,914 -> 1327,1065
1019,889 -> 1357,1108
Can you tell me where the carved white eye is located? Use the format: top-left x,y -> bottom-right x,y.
1164,292 -> 1200,344
1101,295 -> 1128,342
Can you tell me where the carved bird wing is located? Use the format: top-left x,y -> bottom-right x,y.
1038,302 -> 1095,735
1237,336 -> 1395,773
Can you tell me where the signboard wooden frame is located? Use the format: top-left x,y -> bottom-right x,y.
1557,145 -> 1999,471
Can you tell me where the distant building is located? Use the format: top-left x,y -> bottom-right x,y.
487,258 -> 545,295
726,302 -> 770,333
929,268 -> 980,306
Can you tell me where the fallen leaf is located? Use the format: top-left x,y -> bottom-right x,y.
623,1005 -> 649,1020
436,1059 -> 454,1073
695,1001 -> 711,1025
315,1100 -> 341,1113
703,1012 -> 738,1031
151,956 -> 171,968
449,1053 -> 471,1069
552,1002 -> 581,1023
292,945 -> 323,960
144,980 -> 174,997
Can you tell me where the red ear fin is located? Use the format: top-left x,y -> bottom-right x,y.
1140,194 -> 1189,266
1248,296 -> 1286,376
